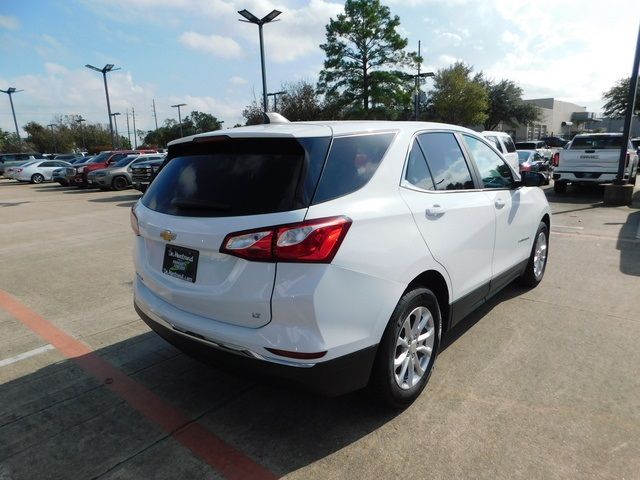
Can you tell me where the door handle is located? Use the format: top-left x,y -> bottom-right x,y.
425,204 -> 445,218
494,199 -> 506,209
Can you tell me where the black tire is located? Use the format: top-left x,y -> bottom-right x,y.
31,173 -> 45,184
111,176 -> 129,191
553,181 -> 567,193
369,287 -> 441,409
517,221 -> 549,288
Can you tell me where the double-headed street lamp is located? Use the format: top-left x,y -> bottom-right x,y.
1,87 -> 24,144
85,63 -> 120,149
111,112 -> 121,148
171,103 -> 187,137
238,8 -> 282,114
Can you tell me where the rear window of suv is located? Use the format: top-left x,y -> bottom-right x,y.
142,137 -> 330,217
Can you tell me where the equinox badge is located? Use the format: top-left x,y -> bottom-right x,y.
160,230 -> 177,242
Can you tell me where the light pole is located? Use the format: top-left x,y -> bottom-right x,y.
171,103 -> 187,137
85,63 -> 120,149
238,8 -> 282,114
47,123 -> 57,153
111,112 -> 121,149
267,90 -> 286,111
1,87 -> 23,145
76,115 -> 86,150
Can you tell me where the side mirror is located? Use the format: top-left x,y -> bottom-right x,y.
521,171 -> 542,187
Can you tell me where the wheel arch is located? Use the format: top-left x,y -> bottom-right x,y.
405,270 -> 451,333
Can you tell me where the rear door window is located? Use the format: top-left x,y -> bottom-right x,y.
142,137 -> 330,217
418,132 -> 475,190
312,132 -> 395,204
464,135 -> 514,189
404,139 -> 435,190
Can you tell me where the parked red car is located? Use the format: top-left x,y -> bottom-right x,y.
72,150 -> 157,187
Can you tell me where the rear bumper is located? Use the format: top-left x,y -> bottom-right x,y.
134,301 -> 378,396
553,171 -> 625,184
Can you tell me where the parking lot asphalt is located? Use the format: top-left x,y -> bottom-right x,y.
0,179 -> 639,479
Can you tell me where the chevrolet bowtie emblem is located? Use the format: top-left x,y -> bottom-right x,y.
160,230 -> 177,242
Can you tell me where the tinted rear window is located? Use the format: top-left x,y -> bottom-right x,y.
570,136 -> 625,149
516,142 -> 536,149
142,137 -> 330,217
502,135 -> 517,153
312,133 -> 395,204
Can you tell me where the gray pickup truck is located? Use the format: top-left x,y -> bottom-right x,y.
553,133 -> 638,193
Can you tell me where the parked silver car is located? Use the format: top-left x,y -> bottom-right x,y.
87,154 -> 166,191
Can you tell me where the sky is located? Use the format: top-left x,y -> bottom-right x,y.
0,0 -> 638,139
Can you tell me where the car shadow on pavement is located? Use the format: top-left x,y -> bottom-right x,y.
89,194 -> 141,204
544,183 -> 605,203
441,284 -> 524,352
617,208 -> 640,277
0,331 -> 400,478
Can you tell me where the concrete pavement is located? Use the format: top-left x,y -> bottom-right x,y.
0,179 -> 638,479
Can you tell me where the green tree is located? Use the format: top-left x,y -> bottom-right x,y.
142,111 -> 222,147
476,76 -> 540,130
429,62 -> 488,126
242,101 -> 265,125
278,81 -> 326,121
318,0 -> 415,117
602,77 -> 640,118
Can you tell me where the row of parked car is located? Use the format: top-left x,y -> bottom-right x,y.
1,150 -> 167,193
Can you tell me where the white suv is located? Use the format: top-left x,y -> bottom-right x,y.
132,121 -> 551,407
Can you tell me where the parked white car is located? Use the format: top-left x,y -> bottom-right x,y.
482,131 -> 519,173
515,140 -> 553,160
132,120 -> 551,407
13,160 -> 72,183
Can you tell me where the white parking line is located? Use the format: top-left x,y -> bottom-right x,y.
0,344 -> 54,368
552,225 -> 584,231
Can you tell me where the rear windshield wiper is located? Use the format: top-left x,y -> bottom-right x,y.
171,198 -> 231,211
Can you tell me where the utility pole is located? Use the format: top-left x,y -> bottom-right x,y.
414,41 -> 434,121
0,87 -> 23,145
152,99 -> 158,130
47,123 -> 57,153
267,90 -> 286,111
171,103 -> 187,137
126,109 -> 132,149
616,22 -> 640,185
111,112 -> 121,149
132,106 -> 138,149
76,115 -> 86,150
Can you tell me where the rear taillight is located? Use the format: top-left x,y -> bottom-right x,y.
220,216 -> 352,263
130,208 -> 140,236
520,164 -> 532,172
625,153 -> 630,168
553,152 -> 559,167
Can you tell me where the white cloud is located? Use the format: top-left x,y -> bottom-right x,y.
228,76 -> 248,85
440,32 -> 462,44
500,30 -> 519,44
179,32 -> 243,59
0,63 -> 249,135
44,63 -> 69,75
0,15 -> 19,30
